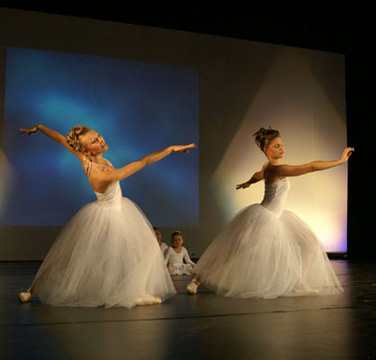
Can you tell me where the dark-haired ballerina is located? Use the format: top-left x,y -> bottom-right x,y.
187,127 -> 353,298
17,124 -> 195,308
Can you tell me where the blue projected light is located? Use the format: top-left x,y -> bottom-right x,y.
2,47 -> 199,227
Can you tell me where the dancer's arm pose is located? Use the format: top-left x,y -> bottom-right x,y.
20,124 -> 77,152
236,163 -> 267,189
265,148 -> 353,183
20,124 -> 196,193
236,128 -> 353,188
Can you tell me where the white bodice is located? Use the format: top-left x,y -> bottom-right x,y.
94,182 -> 122,209
86,157 -> 122,209
260,178 -> 290,217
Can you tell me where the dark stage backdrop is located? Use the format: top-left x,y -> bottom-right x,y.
0,8 -> 347,259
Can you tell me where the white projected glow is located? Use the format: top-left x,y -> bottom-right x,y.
212,50 -> 347,253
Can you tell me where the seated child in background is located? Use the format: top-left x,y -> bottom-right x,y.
165,231 -> 195,275
154,227 -> 169,257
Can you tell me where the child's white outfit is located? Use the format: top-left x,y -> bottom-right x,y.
28,159 -> 176,308
165,246 -> 195,275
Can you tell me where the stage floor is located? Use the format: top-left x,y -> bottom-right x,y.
1,260 -> 375,359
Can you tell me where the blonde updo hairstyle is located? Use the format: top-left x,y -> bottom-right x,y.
66,126 -> 90,152
253,127 -> 280,153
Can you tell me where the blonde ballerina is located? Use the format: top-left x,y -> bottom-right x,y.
18,124 -> 195,308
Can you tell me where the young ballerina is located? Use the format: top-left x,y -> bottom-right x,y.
17,124 -> 195,308
165,231 -> 195,275
187,127 -> 353,298
154,227 -> 169,257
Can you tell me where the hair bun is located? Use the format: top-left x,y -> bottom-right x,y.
253,127 -> 280,150
66,125 -> 89,152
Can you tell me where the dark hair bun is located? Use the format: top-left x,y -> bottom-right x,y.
253,127 -> 280,150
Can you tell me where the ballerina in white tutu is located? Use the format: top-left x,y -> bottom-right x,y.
17,124 -> 195,308
187,127 -> 353,298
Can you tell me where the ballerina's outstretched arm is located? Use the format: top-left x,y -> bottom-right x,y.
19,124 -> 84,158
270,147 -> 354,178
236,163 -> 267,190
93,144 -> 196,186
20,124 -> 196,193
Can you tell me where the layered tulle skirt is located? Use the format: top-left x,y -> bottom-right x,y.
193,204 -> 343,299
32,198 -> 176,308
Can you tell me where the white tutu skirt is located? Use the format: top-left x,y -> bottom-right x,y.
193,204 -> 343,299
32,197 -> 176,308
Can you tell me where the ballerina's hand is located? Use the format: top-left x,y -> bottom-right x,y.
19,126 -> 39,136
341,147 -> 355,163
172,144 -> 196,153
236,182 -> 250,190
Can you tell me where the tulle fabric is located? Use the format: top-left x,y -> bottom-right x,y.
193,178 -> 343,299
31,182 -> 176,308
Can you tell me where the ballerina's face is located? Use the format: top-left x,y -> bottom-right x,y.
80,129 -> 108,155
264,136 -> 285,160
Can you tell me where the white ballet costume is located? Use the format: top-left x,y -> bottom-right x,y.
29,160 -> 176,308
193,177 -> 343,299
165,247 -> 195,275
